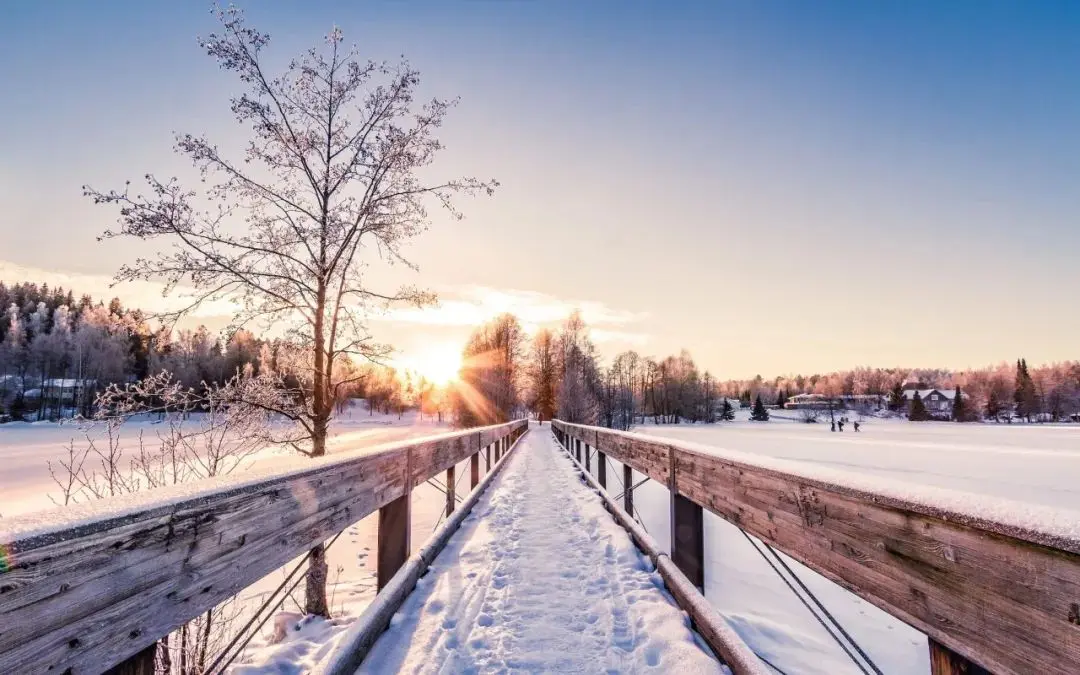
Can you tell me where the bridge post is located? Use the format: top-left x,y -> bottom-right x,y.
575,438 -> 582,462
104,642 -> 157,675
597,449 -> 606,488
929,638 -> 991,675
623,464 -> 633,514
670,448 -> 704,590
585,443 -> 591,472
377,491 -> 411,591
471,451 -> 480,489
486,444 -> 492,471
446,465 -> 455,518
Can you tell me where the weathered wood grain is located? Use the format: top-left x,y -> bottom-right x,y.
0,420 -> 525,673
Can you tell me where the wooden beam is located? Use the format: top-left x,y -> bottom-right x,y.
585,443 -> 591,472
597,450 -> 607,489
624,464 -> 634,515
471,452 -> 480,490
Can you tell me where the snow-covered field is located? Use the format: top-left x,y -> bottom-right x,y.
622,411 -> 1080,674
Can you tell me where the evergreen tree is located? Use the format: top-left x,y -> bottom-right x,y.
888,381 -> 905,412
909,391 -> 930,421
739,389 -> 751,408
750,395 -> 770,421
1014,358 -> 1036,422
776,390 -> 788,408
986,390 -> 1001,422
720,398 -> 735,421
951,385 -> 967,422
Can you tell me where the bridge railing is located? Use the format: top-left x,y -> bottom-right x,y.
0,419 -> 527,674
552,419 -> 1080,675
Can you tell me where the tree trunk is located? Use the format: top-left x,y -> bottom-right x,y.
305,285 -> 331,617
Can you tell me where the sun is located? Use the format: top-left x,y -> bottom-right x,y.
402,343 -> 463,386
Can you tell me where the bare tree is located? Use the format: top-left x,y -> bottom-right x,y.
527,329 -> 558,422
84,8 -> 495,616
455,313 -> 525,426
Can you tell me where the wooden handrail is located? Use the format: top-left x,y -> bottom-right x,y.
552,420 -> 1080,675
0,420 -> 527,673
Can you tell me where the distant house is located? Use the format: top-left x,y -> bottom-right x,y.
24,378 -> 97,405
784,393 -> 886,410
902,388 -> 961,415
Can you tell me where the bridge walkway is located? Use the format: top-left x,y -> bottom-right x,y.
356,428 -> 725,673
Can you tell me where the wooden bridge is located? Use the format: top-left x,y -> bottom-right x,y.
2,420 -> 1080,674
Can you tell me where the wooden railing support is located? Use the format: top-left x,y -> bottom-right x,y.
446,465 -> 456,518
471,452 -> 480,489
597,449 -> 607,488
377,492 -> 411,591
585,443 -> 591,472
930,639 -> 992,675
623,464 -> 633,514
104,642 -> 157,675
671,492 -> 705,589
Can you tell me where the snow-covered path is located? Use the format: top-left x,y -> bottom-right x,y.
360,428 -> 724,674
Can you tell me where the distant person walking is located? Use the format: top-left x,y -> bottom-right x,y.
838,420 -> 845,432
853,421 -> 860,432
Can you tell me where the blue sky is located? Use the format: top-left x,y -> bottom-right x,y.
2,2 -> 1079,377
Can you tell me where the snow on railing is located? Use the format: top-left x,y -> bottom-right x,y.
0,420 -> 527,674
552,419 -> 1080,675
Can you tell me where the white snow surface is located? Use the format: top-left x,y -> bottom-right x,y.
358,428 -> 725,674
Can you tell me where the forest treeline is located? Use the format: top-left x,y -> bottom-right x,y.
454,311 -> 1080,428
0,281 -> 414,420
5,280 -> 1078,426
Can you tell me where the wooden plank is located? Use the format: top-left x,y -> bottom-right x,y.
409,434 -> 473,489
585,443 -> 591,472
0,422 -> 523,673
586,427 -> 669,486
673,446 -> 1080,675
471,452 -> 480,489
597,450 -> 607,489
624,464 -> 634,515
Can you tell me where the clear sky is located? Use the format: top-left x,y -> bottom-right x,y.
2,1 -> 1079,378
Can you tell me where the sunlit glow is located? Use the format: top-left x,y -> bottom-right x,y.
399,343 -> 463,386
